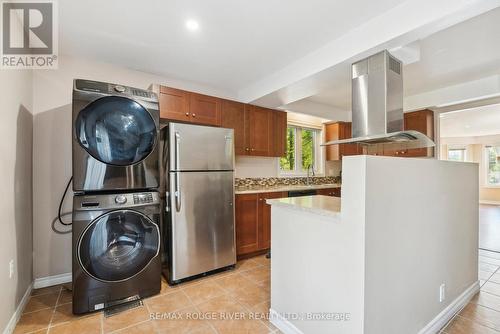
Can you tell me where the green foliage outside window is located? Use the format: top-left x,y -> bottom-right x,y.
279,126 -> 319,173
279,127 -> 295,171
301,129 -> 314,170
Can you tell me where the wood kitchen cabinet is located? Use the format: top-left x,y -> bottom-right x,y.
325,122 -> 361,161
235,191 -> 287,257
246,105 -> 272,156
159,86 -> 190,122
272,111 -> 287,157
382,109 -> 435,157
235,194 -> 260,255
221,103 -> 287,157
221,100 -> 246,155
316,188 -> 341,197
158,86 -> 221,126
157,85 -> 286,156
403,109 -> 434,157
258,192 -> 287,250
188,92 -> 221,126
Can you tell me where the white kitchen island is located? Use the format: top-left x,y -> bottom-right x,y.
267,155 -> 479,334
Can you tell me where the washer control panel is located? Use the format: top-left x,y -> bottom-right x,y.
133,193 -> 154,205
76,192 -> 159,210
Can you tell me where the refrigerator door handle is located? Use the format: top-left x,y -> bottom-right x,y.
175,132 -> 180,170
165,191 -> 170,212
175,172 -> 181,212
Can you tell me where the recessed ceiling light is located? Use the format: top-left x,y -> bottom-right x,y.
185,19 -> 199,31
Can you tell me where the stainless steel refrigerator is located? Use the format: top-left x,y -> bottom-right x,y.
161,122 -> 236,284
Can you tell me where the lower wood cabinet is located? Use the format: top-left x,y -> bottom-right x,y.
235,191 -> 287,257
235,194 -> 259,255
316,188 -> 341,197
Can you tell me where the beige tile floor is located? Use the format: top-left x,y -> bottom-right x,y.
14,255 -> 278,334
15,250 -> 500,334
441,249 -> 500,333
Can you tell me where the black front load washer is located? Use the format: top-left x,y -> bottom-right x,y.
72,191 -> 161,314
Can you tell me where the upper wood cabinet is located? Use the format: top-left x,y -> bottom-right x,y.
188,92 -> 221,126
157,85 -> 286,156
221,103 -> 286,157
246,105 -> 272,156
325,122 -> 361,161
221,100 -> 246,155
159,86 -> 190,122
158,86 -> 221,126
403,109 -> 434,157
383,109 -> 435,157
272,111 -> 287,157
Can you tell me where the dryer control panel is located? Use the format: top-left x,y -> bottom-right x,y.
74,79 -> 156,100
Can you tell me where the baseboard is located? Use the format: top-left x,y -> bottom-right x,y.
269,309 -> 304,334
418,280 -> 480,334
33,272 -> 72,289
270,281 -> 479,334
480,200 -> 500,206
2,282 -> 33,334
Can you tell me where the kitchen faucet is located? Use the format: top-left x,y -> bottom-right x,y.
306,163 -> 315,186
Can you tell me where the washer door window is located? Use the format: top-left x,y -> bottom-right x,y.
75,96 -> 157,166
78,210 -> 160,282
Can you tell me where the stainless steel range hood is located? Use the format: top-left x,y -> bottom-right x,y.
323,50 -> 435,148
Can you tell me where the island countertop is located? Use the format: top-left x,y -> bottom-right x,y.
266,195 -> 341,217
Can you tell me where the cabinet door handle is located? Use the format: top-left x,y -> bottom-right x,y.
245,148 -> 250,152
251,148 -> 255,152
185,112 -> 189,116
192,113 -> 196,117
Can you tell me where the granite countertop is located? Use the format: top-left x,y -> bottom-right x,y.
235,183 -> 341,195
266,195 -> 341,217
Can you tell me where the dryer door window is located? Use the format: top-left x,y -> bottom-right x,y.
75,96 -> 157,166
78,210 -> 160,282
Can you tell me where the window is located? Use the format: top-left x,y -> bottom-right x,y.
486,146 -> 500,186
448,148 -> 466,162
279,126 -> 322,175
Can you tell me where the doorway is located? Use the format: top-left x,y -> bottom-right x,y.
439,103 -> 500,253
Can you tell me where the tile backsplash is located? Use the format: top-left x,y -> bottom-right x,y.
235,176 -> 341,187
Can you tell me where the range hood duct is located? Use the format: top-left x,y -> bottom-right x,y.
323,50 -> 435,148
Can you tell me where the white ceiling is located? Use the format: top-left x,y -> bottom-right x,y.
299,6 -> 500,112
59,0 -> 407,96
440,104 -> 500,138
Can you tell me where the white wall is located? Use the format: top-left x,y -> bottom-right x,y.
269,156 -> 478,333
0,69 -> 34,331
359,156 -> 478,333
32,55 -> 235,279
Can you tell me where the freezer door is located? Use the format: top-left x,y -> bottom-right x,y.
168,123 -> 234,171
168,171 -> 235,281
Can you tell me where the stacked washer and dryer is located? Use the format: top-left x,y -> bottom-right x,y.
71,79 -> 161,314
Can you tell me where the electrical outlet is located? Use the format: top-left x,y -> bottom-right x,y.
9,260 -> 14,279
439,283 -> 446,303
